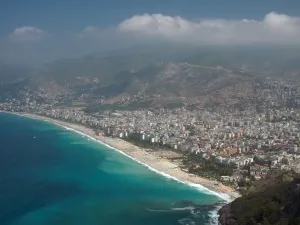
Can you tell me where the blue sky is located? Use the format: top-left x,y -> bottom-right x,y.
1,0 -> 300,34
1,0 -> 300,64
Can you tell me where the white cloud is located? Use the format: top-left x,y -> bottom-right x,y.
10,26 -> 44,42
2,13 -> 300,64
77,26 -> 102,40
118,12 -> 300,44
82,26 -> 99,33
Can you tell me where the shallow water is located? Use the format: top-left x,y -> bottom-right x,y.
0,113 -> 223,225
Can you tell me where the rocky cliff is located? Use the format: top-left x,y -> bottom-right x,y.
219,171 -> 300,225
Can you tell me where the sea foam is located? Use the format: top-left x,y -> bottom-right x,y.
4,112 -> 228,225
16,114 -> 232,203
61,124 -> 231,202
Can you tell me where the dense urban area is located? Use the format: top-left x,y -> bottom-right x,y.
2,77 -> 300,191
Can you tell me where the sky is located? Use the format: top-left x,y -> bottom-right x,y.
1,0 -> 300,64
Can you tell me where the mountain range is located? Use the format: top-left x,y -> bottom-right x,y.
1,45 -> 300,108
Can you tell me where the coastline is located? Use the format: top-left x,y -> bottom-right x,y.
1,111 -> 240,202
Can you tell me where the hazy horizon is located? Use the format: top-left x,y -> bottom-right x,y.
1,0 -> 300,65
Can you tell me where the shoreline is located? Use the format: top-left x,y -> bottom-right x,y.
1,111 -> 240,202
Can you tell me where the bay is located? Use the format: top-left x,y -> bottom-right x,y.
0,113 -> 222,225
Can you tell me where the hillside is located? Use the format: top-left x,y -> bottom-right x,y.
1,46 -> 300,107
219,170 -> 300,225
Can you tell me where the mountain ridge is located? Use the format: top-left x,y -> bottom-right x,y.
1,46 -> 300,108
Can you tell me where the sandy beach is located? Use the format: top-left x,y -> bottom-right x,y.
4,111 -> 240,202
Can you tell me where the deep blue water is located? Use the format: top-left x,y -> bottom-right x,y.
0,113 -> 223,225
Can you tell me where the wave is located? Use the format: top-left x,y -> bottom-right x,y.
148,203 -> 222,225
178,218 -> 196,225
147,206 -> 195,212
100,141 -> 230,202
207,204 -> 223,225
59,125 -> 230,201
171,207 -> 197,211
11,113 -> 231,202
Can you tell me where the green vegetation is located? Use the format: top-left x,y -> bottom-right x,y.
84,100 -> 153,113
219,170 -> 300,225
164,102 -> 184,109
126,101 -> 153,109
84,104 -> 129,112
182,154 -> 236,180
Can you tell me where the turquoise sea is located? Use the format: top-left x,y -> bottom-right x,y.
0,113 -> 224,225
